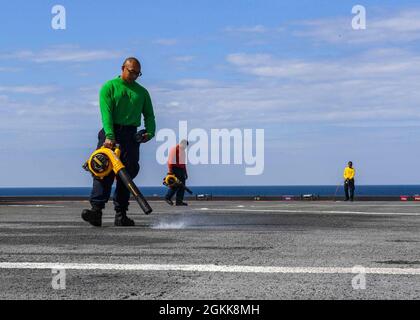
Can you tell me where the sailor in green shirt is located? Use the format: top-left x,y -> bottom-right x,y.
82,57 -> 156,227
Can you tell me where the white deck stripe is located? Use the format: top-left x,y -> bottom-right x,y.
6,205 -> 65,208
250,204 -> 420,208
0,262 -> 419,275
200,208 -> 420,216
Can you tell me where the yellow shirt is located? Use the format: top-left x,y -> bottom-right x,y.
343,167 -> 355,180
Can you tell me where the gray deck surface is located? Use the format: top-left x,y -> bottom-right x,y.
0,200 -> 419,300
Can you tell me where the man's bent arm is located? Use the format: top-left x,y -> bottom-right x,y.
99,84 -> 115,140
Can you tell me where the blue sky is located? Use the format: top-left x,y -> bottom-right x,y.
1,0 -> 420,187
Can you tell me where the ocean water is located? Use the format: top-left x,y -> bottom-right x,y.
1,185 -> 420,197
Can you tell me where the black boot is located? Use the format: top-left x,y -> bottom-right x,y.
81,207 -> 102,227
165,197 -> 174,206
114,210 -> 135,227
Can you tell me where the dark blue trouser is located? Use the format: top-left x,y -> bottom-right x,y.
89,126 -> 140,212
344,179 -> 355,200
165,167 -> 187,204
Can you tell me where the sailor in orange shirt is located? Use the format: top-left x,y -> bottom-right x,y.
165,139 -> 189,206
343,161 -> 356,201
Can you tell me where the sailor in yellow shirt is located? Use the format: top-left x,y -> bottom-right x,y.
343,161 -> 355,201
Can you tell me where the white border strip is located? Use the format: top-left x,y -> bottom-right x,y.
0,263 -> 419,275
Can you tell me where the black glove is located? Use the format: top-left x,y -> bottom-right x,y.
134,129 -> 150,143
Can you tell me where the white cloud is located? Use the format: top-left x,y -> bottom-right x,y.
175,78 -> 216,88
0,86 -> 99,122
79,85 -> 101,93
167,101 -> 180,107
4,47 -> 419,137
226,51 -> 420,81
225,25 -> 268,34
226,53 -> 273,67
223,25 -> 286,47
0,45 -> 122,63
172,55 -> 195,62
0,85 -> 58,94
0,67 -> 22,72
146,48 -> 420,129
294,8 -> 420,44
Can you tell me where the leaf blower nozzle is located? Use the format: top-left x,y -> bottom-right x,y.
83,145 -> 152,215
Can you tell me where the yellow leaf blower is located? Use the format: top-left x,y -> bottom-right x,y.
163,173 -> 193,195
83,145 -> 153,215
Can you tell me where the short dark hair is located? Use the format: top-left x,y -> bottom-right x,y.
122,57 -> 140,67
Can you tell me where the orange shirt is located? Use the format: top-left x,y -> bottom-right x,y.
168,144 -> 187,171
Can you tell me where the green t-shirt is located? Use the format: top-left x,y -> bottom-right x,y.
99,76 -> 156,140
